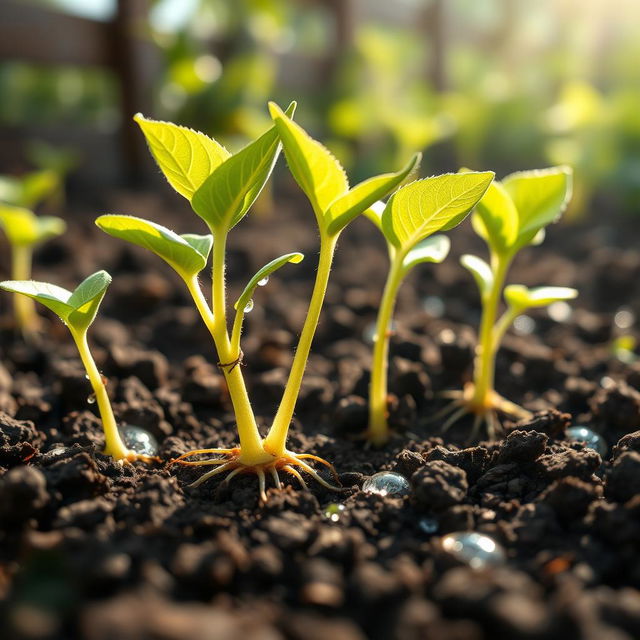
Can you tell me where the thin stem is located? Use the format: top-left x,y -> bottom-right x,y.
492,306 -> 520,348
264,233 -> 337,456
201,236 -> 270,464
472,252 -> 512,409
70,328 -> 130,460
367,253 -> 405,446
11,245 -> 38,332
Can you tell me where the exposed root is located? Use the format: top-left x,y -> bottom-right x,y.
169,447 -> 341,502
429,383 -> 533,442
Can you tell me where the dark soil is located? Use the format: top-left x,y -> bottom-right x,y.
3,187 -> 640,640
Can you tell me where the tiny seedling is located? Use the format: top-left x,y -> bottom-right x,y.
0,169 -> 61,211
365,170 -> 495,446
0,204 -> 66,334
0,271 -> 150,462
438,166 -> 577,439
96,102 -> 419,500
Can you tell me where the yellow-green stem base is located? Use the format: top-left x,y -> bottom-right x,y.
170,446 -> 341,502
431,383 -> 533,442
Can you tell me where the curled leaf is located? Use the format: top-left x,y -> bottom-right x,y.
504,284 -> 578,311
95,215 -> 212,278
402,235 -> 450,273
461,254 -> 494,297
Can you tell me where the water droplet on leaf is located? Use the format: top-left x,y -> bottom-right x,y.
441,532 -> 506,569
566,426 -> 607,457
323,503 -> 346,522
362,471 -> 411,497
244,299 -> 254,313
257,276 -> 269,287
119,424 -> 159,456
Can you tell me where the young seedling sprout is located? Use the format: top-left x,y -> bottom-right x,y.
0,204 -> 65,334
438,166 -> 577,440
365,170 -> 495,446
96,102 -> 419,501
0,271 -> 153,463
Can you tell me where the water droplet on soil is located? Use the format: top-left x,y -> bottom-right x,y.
441,532 -> 506,569
257,276 -> 269,287
418,517 -> 439,534
513,315 -> 535,335
323,503 -> 346,522
244,299 -> 254,313
362,471 -> 411,497
566,426 -> 607,457
422,296 -> 445,318
119,424 -> 159,456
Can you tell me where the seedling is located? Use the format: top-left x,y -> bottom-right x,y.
0,272 -> 151,463
365,170 -> 495,446
0,169 -> 60,210
438,166 -> 577,439
96,103 -> 419,501
0,204 -> 66,333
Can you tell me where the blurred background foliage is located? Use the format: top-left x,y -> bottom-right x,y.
1,0 -> 639,216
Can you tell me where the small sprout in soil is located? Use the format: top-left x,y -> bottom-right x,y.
0,271 -> 155,464
0,204 -> 66,334
362,471 -> 411,497
566,426 -> 607,457
441,532 -> 506,569
323,503 -> 346,522
438,166 -> 577,440
0,168 -> 61,210
97,103 -> 418,501
364,171 -> 495,446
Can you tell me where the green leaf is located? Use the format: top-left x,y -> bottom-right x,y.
381,172 -> 495,250
363,200 -> 385,232
0,270 -> 111,332
502,166 -> 572,247
0,205 -> 65,246
504,284 -> 578,311
461,254 -> 494,297
95,214 -> 212,278
325,153 -> 421,235
191,102 -> 296,232
269,101 -> 349,223
234,252 -> 304,312
20,170 -> 60,209
470,180 -> 519,255
401,234 -> 450,273
134,113 -> 230,201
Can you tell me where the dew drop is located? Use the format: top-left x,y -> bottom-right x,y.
87,393 -> 96,404
513,315 -> 535,335
323,503 -> 346,522
418,516 -> 439,534
422,296 -> 445,318
244,299 -> 254,313
441,532 -> 506,569
257,276 -> 269,287
566,426 -> 607,457
362,471 -> 411,497
119,424 -> 159,456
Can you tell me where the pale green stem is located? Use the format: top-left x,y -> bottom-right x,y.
11,244 -> 38,332
264,233 -> 337,456
70,328 -> 130,460
492,306 -> 522,348
367,253 -> 405,446
471,253 -> 512,409
204,235 -> 269,463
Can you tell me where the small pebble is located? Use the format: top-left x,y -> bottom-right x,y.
323,503 -> 346,523
566,426 -> 607,457
441,532 -> 506,569
119,424 -> 159,456
362,471 -> 411,497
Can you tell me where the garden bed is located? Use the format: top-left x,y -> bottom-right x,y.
2,189 -> 640,640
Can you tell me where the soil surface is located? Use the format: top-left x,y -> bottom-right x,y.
2,187 -> 640,640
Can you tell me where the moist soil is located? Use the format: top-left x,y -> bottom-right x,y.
3,187 -> 640,640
